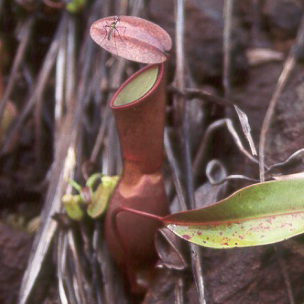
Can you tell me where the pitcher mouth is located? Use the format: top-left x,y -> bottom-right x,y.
110,63 -> 164,109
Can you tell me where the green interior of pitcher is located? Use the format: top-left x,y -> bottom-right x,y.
113,65 -> 159,107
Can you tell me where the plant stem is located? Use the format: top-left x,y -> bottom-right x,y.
114,206 -> 163,222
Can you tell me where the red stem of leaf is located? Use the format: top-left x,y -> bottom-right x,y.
113,206 -> 164,223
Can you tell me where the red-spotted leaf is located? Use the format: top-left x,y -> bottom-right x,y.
163,179 -> 304,248
90,16 -> 172,64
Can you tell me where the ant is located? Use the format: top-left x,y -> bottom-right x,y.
101,16 -> 127,55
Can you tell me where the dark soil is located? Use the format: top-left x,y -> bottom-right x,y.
0,224 -> 32,304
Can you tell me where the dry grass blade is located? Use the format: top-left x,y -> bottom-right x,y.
17,12 -> 84,304
205,159 -> 227,185
1,17 -> 65,155
173,0 -> 206,302
234,105 -> 257,156
95,221 -> 126,303
174,276 -> 184,304
246,48 -> 283,66
91,56 -> 126,165
266,148 -> 304,179
166,128 -> 208,303
57,231 -> 70,304
170,86 -> 257,156
173,0 -> 185,124
259,12 -> 304,182
256,9 -> 304,304
210,174 -> 259,185
223,0 -> 256,155
0,17 -> 34,122
55,18 -> 78,303
192,118 -> 259,181
91,225 -> 105,304
68,231 -> 92,304
222,3 -> 297,298
55,32 -> 67,140
18,141 -> 77,304
223,0 -> 233,98
190,243 -> 205,302
164,129 -> 187,212
57,184 -> 77,304
90,107 -> 110,163
205,158 -> 257,185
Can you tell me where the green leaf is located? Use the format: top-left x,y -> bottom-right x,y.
163,179 -> 304,248
62,194 -> 85,221
67,178 -> 82,192
87,175 -> 119,218
86,173 -> 102,188
66,0 -> 86,13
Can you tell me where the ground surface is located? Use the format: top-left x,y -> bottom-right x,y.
0,0 -> 304,303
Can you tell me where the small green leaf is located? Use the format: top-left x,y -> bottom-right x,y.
62,194 -> 85,221
87,175 -> 120,218
86,173 -> 102,188
163,179 -> 304,248
67,178 -> 82,192
66,0 -> 86,13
